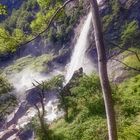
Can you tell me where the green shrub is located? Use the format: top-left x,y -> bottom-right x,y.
122,48 -> 140,75
121,21 -> 140,47
0,75 -> 16,119
118,75 -> 140,117
49,74 -> 140,140
0,75 -> 13,95
48,74 -> 107,140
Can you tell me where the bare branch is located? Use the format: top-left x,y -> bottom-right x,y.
33,80 -> 42,86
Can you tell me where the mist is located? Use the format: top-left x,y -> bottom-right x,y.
7,68 -> 63,100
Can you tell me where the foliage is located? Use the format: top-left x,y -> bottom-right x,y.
46,74 -> 107,140
51,116 -> 107,140
123,54 -> 140,69
117,74 -> 140,117
30,116 -> 51,140
0,0 -> 38,54
116,74 -> 140,139
0,75 -> 13,94
0,75 -> 16,119
40,73 -> 140,140
1,0 -> 38,33
44,75 -> 64,91
0,4 -> 7,15
31,0 -> 83,43
103,0 -> 120,31
121,20 -> 140,47
30,75 -> 64,140
0,27 -> 28,54
30,0 -> 63,33
0,0 -> 83,55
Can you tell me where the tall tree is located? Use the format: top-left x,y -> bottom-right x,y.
89,0 -> 118,140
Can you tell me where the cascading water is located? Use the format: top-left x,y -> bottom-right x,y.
65,12 -> 92,84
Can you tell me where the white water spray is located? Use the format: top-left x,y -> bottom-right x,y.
65,12 -> 92,84
8,68 -> 62,99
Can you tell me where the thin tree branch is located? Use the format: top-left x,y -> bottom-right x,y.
32,82 -> 42,99
105,39 -> 140,62
19,0 -> 74,47
33,81 -> 45,99
34,103 -> 41,118
112,58 -> 140,72
107,50 -> 123,60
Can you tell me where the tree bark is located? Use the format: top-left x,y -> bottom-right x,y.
89,0 -> 118,140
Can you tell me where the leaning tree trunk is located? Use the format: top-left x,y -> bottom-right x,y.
89,0 -> 118,140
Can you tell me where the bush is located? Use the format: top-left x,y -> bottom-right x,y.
121,20 -> 140,47
118,74 -> 140,117
0,75 -> 16,119
0,75 -> 13,95
48,74 -> 107,140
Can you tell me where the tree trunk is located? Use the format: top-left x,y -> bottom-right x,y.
40,117 -> 48,134
89,0 -> 118,140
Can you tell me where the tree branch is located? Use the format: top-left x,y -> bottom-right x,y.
34,103 -> 41,118
107,50 -> 123,60
112,58 -> 140,72
105,39 -> 140,62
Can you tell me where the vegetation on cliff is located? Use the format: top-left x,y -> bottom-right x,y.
32,73 -> 140,140
0,75 -> 17,120
0,0 -> 140,140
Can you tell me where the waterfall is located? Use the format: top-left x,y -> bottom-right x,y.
65,12 -> 92,84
